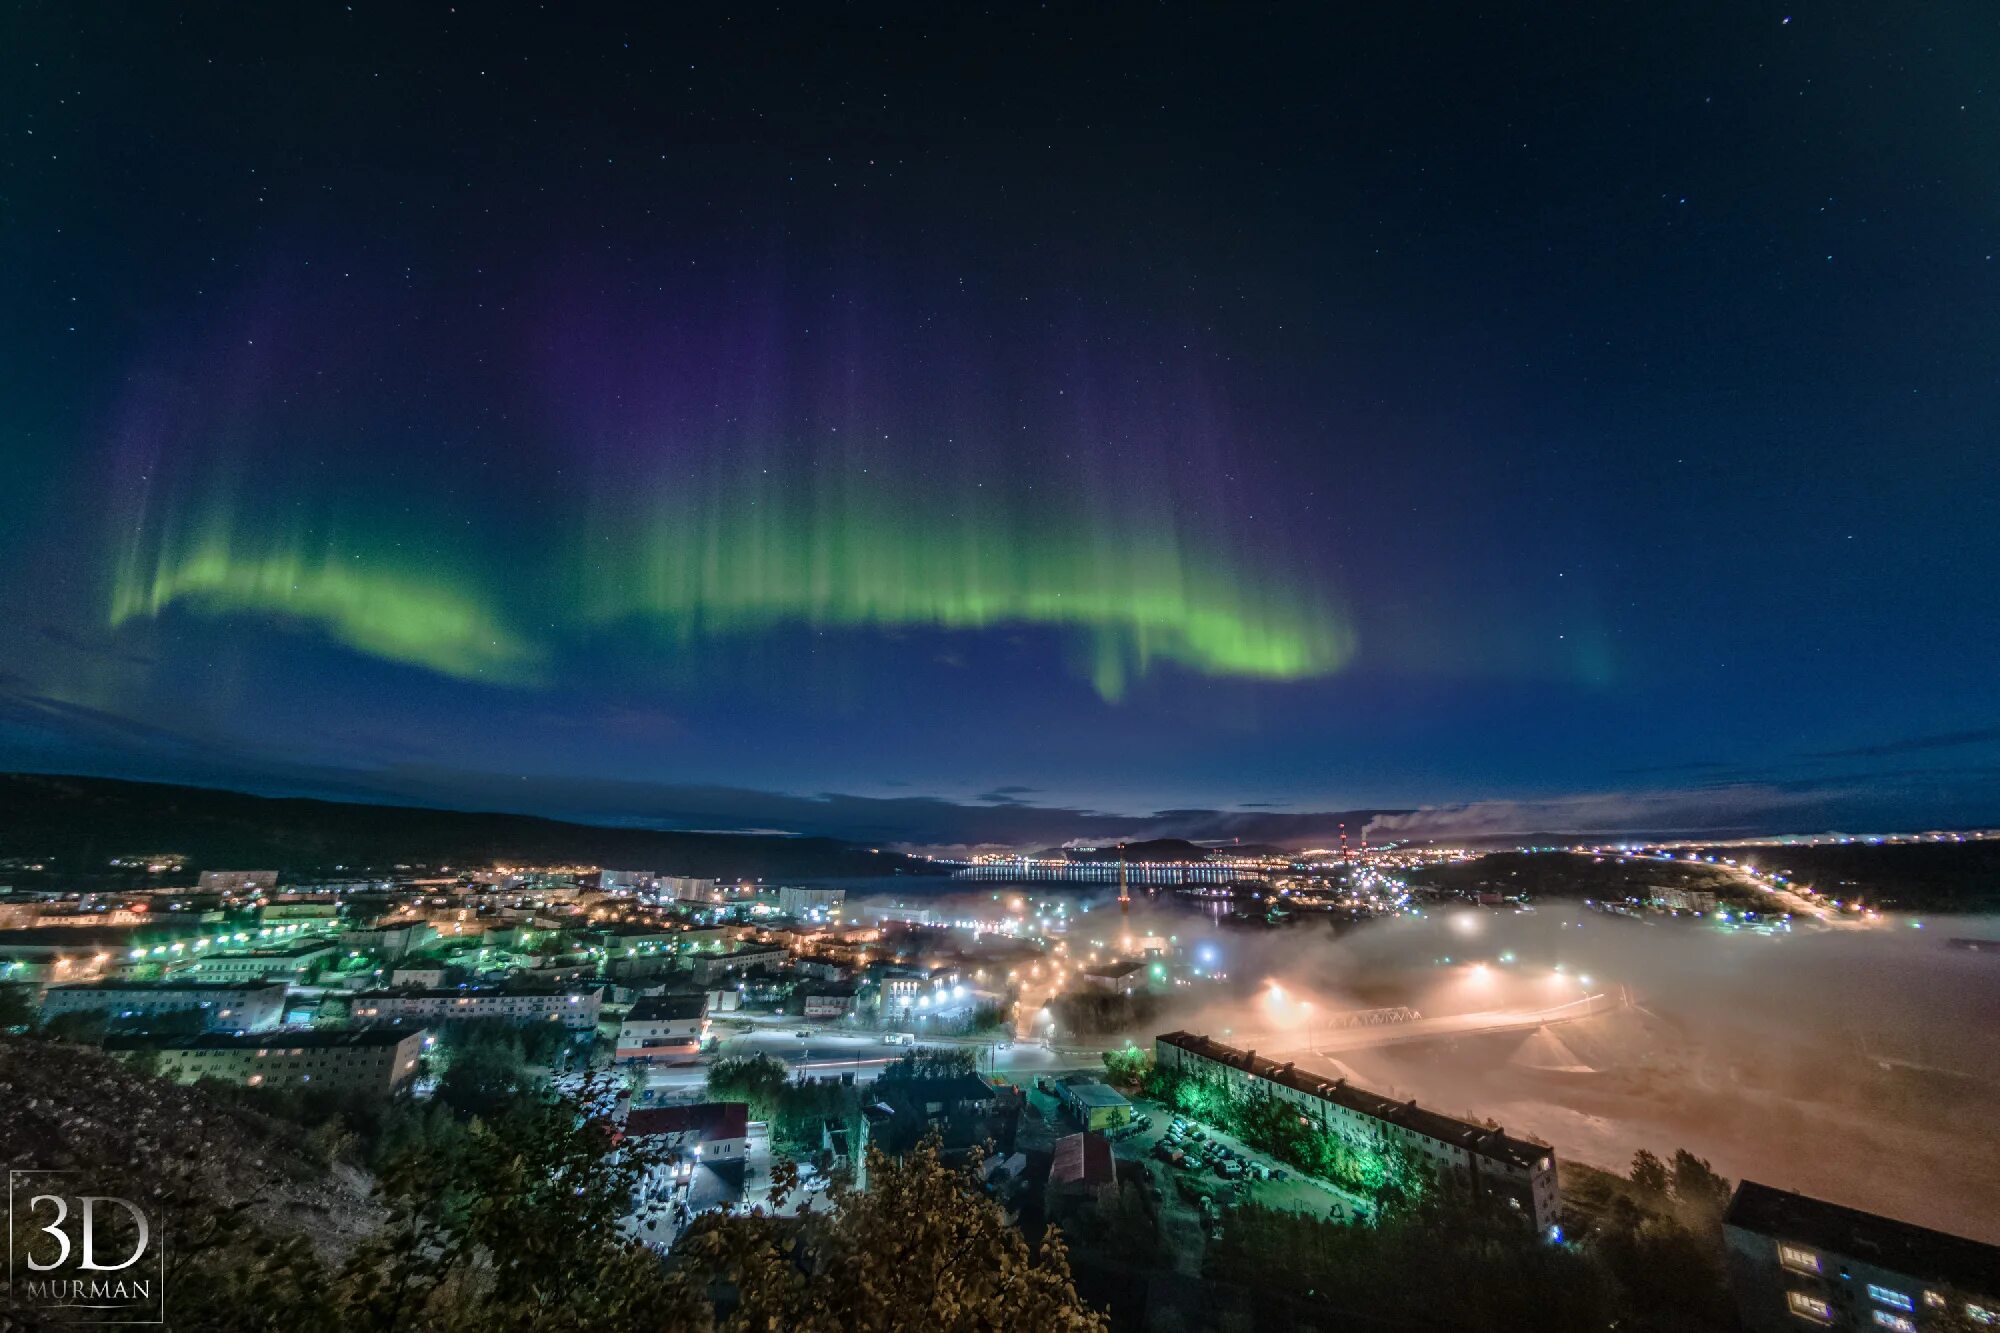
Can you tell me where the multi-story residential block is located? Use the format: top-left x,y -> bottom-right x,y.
1154,1030 -> 1560,1233
350,985 -> 603,1029
1721,1180 -> 1999,1333
687,944 -> 788,985
802,983 -> 858,1019
107,1026 -> 427,1097
197,870 -> 279,892
185,942 -> 337,984
777,886 -> 846,919
40,980 -> 287,1032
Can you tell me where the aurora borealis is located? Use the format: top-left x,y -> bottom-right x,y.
6,5 -> 2000,844
107,450 -> 1352,700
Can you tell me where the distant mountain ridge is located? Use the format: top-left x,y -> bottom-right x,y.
0,773 -> 941,880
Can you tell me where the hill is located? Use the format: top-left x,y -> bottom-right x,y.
1705,838 -> 2000,913
1408,851 -> 1751,905
0,773 -> 944,881
0,1034 -> 382,1258
1408,844 -> 2000,914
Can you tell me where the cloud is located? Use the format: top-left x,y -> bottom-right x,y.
1802,726 -> 2000,761
975,785 -> 1041,805
1361,783 -> 1851,842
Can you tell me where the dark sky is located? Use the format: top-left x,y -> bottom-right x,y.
3,3 -> 1997,847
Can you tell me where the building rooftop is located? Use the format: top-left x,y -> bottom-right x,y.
196,943 -> 335,960
106,1026 -> 425,1052
1060,1079 -> 1131,1109
1725,1180 -> 2000,1298
353,985 -> 600,1000
1049,1132 -> 1116,1188
627,993 -> 707,1022
878,1072 -> 997,1105
46,979 -> 287,994
625,1101 -> 749,1142
1157,1030 -> 1550,1170
0,926 -> 156,945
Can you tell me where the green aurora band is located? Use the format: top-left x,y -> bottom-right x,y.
578,483 -> 1353,700
109,527 -> 537,684
108,483 -> 1352,698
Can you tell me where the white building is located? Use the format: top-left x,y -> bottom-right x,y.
197,870 -> 279,892
777,886 -> 847,920
351,985 -> 603,1030
615,993 -> 710,1063
1155,1031 -> 1560,1232
186,942 -> 337,984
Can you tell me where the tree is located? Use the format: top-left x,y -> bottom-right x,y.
1100,1044 -> 1152,1086
1628,1148 -> 1670,1201
876,1045 -> 978,1082
39,1009 -> 110,1044
0,984 -> 40,1031
165,1074 -> 699,1333
675,1135 -> 1106,1331
704,1052 -> 791,1122
436,1035 -> 536,1117
1667,1149 -> 1733,1229
1206,1196 -> 1616,1331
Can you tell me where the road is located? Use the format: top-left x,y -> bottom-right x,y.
639,1022 -> 1082,1097
1214,992 -> 1615,1063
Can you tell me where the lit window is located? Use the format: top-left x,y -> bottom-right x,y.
1870,1313 -> 1915,1333
1786,1291 -> 1834,1323
1869,1286 -> 1915,1313
1779,1244 -> 1822,1275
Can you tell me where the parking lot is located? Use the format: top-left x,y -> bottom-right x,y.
1102,1095 -> 1373,1228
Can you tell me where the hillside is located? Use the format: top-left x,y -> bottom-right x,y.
1410,845 -> 2000,914
0,1034 -> 382,1258
1409,851 -> 1751,905
0,773 -> 944,881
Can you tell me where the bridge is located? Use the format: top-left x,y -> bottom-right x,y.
949,859 -> 1257,885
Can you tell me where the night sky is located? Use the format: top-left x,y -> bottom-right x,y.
4,4 -> 1998,848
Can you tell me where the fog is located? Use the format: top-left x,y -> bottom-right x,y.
859,887 -> 2000,1241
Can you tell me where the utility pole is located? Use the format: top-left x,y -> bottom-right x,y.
1117,841 -> 1131,944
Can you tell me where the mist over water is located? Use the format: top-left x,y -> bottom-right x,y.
850,881 -> 2000,1241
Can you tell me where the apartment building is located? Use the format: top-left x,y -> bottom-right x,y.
350,985 -> 603,1029
1154,1030 -> 1560,1232
40,980 -> 287,1032
108,1027 -> 426,1097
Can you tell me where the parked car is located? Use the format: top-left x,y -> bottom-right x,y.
793,1030 -> 813,1038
